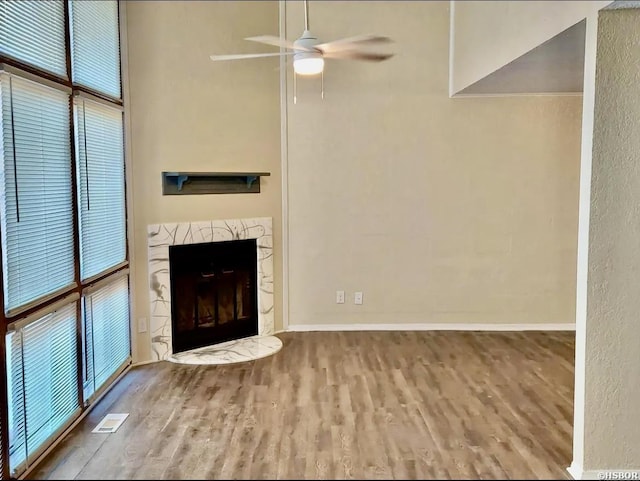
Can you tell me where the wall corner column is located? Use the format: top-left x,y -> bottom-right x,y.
572,6 -> 640,478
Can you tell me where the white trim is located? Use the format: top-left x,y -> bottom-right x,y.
119,0 -> 139,364
448,0 -> 456,98
568,462 -> 584,480
287,323 -> 576,332
568,464 -> 640,480
573,12 -> 600,470
279,0 -> 290,331
131,359 -> 158,367
451,92 -> 583,98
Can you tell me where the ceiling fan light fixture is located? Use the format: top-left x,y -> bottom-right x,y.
293,56 -> 324,76
293,30 -> 323,76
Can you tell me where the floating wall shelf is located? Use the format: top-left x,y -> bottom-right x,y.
162,171 -> 271,195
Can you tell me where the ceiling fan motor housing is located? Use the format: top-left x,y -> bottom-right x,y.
293,30 -> 324,75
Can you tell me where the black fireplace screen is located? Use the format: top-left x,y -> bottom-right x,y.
169,239 -> 258,354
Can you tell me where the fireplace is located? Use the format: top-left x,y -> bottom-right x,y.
148,217 -> 274,361
169,239 -> 258,354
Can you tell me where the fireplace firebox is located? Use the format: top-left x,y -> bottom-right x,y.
169,239 -> 258,354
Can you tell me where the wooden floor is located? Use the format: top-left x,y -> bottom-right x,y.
30,331 -> 574,480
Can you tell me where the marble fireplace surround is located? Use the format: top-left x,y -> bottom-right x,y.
148,217 -> 274,361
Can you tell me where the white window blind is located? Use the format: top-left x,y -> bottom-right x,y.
75,98 -> 125,281
83,276 -> 130,400
5,302 -> 80,475
70,0 -> 121,98
0,74 -> 75,314
0,0 -> 67,78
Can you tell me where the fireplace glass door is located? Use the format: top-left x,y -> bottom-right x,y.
169,239 -> 258,353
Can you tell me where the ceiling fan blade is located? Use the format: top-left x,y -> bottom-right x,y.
210,52 -> 293,61
245,35 -> 310,51
316,35 -> 393,53
322,50 -> 394,62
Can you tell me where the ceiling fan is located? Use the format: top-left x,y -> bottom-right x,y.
210,0 -> 394,100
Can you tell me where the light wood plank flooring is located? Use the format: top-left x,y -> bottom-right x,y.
29,331 -> 574,480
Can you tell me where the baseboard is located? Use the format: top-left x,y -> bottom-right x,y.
568,462 -> 584,480
567,463 -> 640,480
131,359 -> 159,367
286,323 -> 576,332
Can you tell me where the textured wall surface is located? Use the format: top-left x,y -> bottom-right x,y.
125,1 -> 281,361
584,7 -> 640,470
285,1 -> 583,328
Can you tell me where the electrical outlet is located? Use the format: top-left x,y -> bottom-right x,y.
354,292 -> 363,305
138,317 -> 148,333
336,290 -> 345,304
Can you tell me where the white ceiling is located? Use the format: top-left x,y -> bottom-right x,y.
457,19 -> 586,96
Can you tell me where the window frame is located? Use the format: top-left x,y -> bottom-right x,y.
81,269 -> 130,404
73,93 -> 127,282
0,70 -> 77,318
5,295 -> 83,474
0,321 -> 8,481
0,2 -> 129,478
0,3 -> 128,322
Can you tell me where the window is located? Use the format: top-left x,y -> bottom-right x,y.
0,0 -> 67,78
83,275 -> 130,400
0,1 -> 128,478
71,0 -> 121,98
0,74 -> 75,314
75,98 -> 126,280
6,301 -> 80,471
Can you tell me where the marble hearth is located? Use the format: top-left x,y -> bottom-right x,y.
148,217 -> 274,361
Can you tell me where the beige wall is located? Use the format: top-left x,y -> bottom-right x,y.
285,1 -> 582,328
578,7 -> 640,472
125,1 -> 281,362
451,0 -> 611,94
